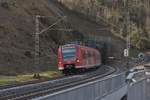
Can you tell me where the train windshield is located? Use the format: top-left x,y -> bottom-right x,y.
62,47 -> 76,61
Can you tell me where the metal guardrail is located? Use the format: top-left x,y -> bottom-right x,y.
35,73 -> 126,100
128,76 -> 150,100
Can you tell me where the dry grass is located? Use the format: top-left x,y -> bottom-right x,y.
0,71 -> 62,86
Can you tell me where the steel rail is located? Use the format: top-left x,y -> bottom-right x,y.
0,74 -> 85,98
4,66 -> 116,100
0,66 -> 116,100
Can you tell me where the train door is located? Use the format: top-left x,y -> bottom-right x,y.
93,51 -> 96,64
89,51 -> 92,66
87,50 -> 93,68
81,48 -> 86,66
85,50 -> 89,66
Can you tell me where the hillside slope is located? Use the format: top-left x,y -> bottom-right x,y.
0,0 -> 61,74
52,1 -> 126,58
0,0 -> 127,75
58,0 -> 150,49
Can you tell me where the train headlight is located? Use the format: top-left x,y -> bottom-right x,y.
76,59 -> 80,63
59,67 -> 64,70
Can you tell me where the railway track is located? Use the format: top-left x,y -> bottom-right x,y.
0,65 -> 116,100
0,76 -> 66,90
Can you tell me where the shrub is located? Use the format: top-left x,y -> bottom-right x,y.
1,2 -> 10,10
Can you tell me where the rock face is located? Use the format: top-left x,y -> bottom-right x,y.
57,0 -> 102,18
57,0 -> 127,57
53,0 -> 127,58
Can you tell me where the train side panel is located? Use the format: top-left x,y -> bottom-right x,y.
57,44 -> 102,73
75,46 -> 101,69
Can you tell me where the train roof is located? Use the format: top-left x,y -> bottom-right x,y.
60,44 -> 99,52
61,44 -> 90,48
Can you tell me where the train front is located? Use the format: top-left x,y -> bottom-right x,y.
57,45 -> 80,74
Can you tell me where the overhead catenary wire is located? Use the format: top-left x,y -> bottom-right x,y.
34,15 -> 73,78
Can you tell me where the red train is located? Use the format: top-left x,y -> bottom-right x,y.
57,44 -> 101,74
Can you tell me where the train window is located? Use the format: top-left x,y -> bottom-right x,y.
85,50 -> 88,58
93,52 -> 95,58
62,47 -> 76,61
87,51 -> 89,57
88,51 -> 93,58
91,51 -> 94,57
82,49 -> 86,59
